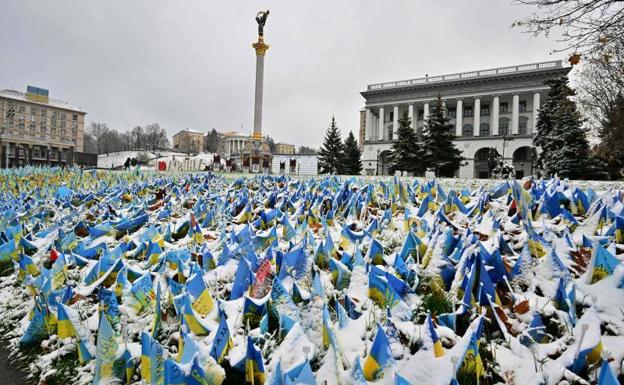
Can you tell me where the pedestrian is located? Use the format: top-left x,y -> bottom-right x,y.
124,157 -> 131,170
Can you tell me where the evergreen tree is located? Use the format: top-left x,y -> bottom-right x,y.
422,96 -> 464,177
318,116 -> 345,174
534,76 -> 593,179
596,93 -> 624,179
342,131 -> 363,175
389,111 -> 424,175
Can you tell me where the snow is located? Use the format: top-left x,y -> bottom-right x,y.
0,169 -> 624,385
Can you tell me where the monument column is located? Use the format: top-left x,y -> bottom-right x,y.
252,37 -> 269,140
408,104 -> 414,130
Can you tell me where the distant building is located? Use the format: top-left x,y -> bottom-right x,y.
219,130 -> 250,157
0,86 -> 86,168
172,129 -> 204,154
359,61 -> 571,178
274,142 -> 295,155
271,154 -> 318,175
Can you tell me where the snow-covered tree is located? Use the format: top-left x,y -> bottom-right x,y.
342,131 -> 363,175
534,76 -> 594,179
422,96 -> 464,177
389,111 -> 424,175
318,117 -> 345,174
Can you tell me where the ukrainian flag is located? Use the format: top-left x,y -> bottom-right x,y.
151,282 -> 161,337
366,238 -> 384,265
614,216 -> 624,244
426,314 -> 444,357
363,324 -> 394,381
245,336 -> 265,385
368,269 -> 400,309
182,293 -> 210,335
329,258 -> 351,290
209,309 -> 232,364
322,304 -> 333,349
57,303 -> 94,364
18,253 -> 39,280
597,359 -> 619,385
570,338 -> 603,374
186,272 -> 215,316
164,358 -> 186,385
589,244 -> 621,283
93,311 -> 120,385
457,332 -> 485,381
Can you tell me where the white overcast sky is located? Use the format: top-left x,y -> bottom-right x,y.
0,0 -> 565,148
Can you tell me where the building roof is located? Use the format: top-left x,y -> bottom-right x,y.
0,89 -> 86,113
363,60 -> 569,93
173,129 -> 204,137
220,130 -> 249,138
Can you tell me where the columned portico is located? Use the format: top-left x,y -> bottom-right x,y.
360,61 -> 571,177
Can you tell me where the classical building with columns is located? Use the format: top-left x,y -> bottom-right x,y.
359,61 -> 571,178
219,130 -> 250,157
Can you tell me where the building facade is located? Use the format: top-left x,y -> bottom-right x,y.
219,130 -> 250,157
0,86 -> 86,168
360,61 -> 571,178
172,129 -> 204,154
274,143 -> 295,155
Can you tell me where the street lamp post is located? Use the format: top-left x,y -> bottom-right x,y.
376,149 -> 381,176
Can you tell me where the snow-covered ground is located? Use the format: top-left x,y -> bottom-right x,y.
0,169 -> 623,385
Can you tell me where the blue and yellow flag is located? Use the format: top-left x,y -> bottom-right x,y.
366,238 -> 384,265
363,324 -> 394,381
57,303 -> 94,364
615,216 -> 624,244
457,332 -> 485,381
151,281 -> 162,337
164,358 -> 186,385
245,336 -> 265,385
186,271 -> 215,316
597,359 -> 619,385
426,314 -> 444,357
329,258 -> 351,290
93,312 -> 121,385
589,243 -> 621,283
182,293 -> 210,335
210,308 -> 232,364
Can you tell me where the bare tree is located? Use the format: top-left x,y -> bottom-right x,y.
89,122 -> 110,154
131,126 -> 144,151
513,0 -> 624,57
576,39 -> 624,129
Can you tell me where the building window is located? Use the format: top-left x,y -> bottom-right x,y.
480,123 -> 490,136
519,101 -> 527,112
418,110 -> 424,120
448,108 -> 456,118
389,112 -> 394,122
463,107 -> 473,117
500,103 -> 509,113
481,104 -> 490,116
499,118 -> 510,136
18,122 -> 25,130
18,105 -> 25,113
518,117 -> 528,135
72,114 -> 78,121
462,124 -> 473,137
29,123 -> 36,131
